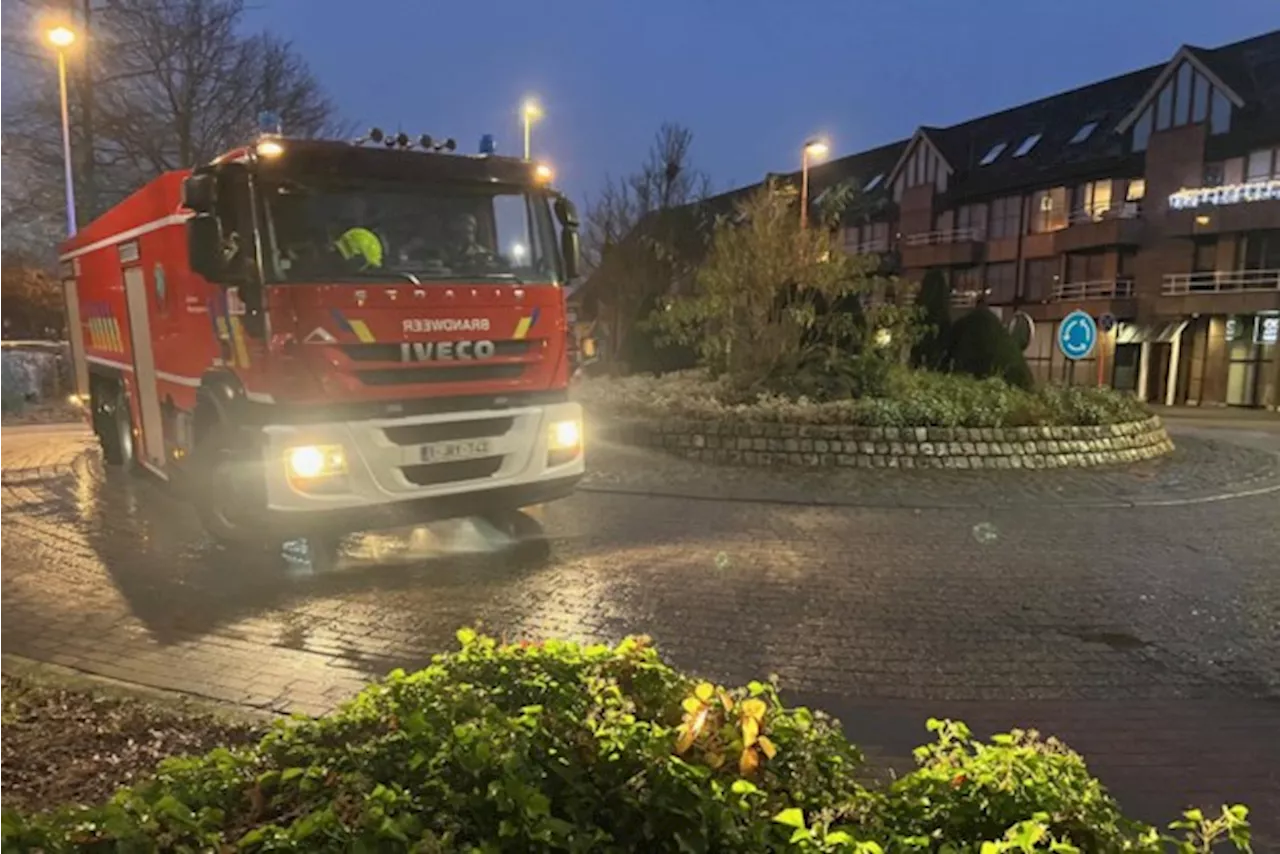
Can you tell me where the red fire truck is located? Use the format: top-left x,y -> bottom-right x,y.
60,131 -> 584,548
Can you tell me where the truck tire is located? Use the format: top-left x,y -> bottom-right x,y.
189,418 -> 274,549
93,379 -> 134,467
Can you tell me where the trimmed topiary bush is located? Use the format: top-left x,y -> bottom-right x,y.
2,633 -> 1251,852
911,269 -> 952,371
947,308 -> 1034,390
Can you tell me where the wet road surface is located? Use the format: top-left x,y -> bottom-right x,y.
3,417 -> 1279,840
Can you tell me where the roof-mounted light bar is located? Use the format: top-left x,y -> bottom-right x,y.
353,127 -> 457,152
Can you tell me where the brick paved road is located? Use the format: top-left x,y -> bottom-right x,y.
3,418 -> 1279,842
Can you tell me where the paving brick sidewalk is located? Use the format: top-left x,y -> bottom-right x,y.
3,425 -> 1278,843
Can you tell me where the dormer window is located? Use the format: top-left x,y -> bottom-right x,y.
1069,121 -> 1098,144
979,142 -> 1007,166
1012,133 -> 1043,157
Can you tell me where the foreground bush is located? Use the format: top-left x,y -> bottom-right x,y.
2,633 -> 1249,852
576,368 -> 1151,429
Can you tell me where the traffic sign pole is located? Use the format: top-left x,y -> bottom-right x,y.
1097,335 -> 1105,387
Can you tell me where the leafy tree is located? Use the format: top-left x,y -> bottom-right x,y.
911,269 -> 952,370
1,251 -> 63,340
580,123 -> 711,369
650,181 -> 919,400
948,307 -> 1034,390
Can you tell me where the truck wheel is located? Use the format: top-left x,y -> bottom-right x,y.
190,421 -> 271,548
93,380 -> 134,467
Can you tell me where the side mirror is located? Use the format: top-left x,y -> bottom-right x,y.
187,215 -> 224,281
561,227 -> 580,281
182,173 -> 217,214
554,196 -> 579,229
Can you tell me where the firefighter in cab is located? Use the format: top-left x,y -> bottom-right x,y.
333,198 -> 384,270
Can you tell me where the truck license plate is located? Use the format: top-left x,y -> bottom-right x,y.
420,438 -> 492,464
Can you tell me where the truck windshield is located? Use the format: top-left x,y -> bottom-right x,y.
260,182 -> 560,285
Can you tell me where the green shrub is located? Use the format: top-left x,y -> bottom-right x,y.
947,308 -> 1034,390
574,368 -> 1151,428
911,269 -> 952,371
2,634 -> 1251,853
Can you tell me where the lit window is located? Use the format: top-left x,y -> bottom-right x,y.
1012,133 -> 1042,157
863,173 -> 884,191
1126,179 -> 1145,201
1069,122 -> 1099,144
979,142 -> 1007,166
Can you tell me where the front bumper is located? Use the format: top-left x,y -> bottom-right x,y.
258,400 -> 584,524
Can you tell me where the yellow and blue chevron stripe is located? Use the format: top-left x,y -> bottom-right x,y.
86,303 -> 124,352
330,309 -> 376,343
512,308 -> 541,340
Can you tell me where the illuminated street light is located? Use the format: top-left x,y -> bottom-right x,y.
534,162 -> 554,183
800,138 -> 829,229
522,98 -> 543,160
46,25 -> 78,235
48,26 -> 76,48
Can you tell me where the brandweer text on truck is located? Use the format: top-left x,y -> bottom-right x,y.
59,128 -> 585,548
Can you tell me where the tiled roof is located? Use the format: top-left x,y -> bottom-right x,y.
926,63 -> 1161,199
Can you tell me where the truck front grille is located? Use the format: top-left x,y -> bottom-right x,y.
382,417 -> 514,446
356,364 -> 524,386
401,457 -> 504,486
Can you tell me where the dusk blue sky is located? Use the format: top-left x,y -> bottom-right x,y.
240,0 -> 1276,208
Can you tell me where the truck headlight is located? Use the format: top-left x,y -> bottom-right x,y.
547,418 -> 583,466
286,444 -> 347,480
549,419 -> 582,451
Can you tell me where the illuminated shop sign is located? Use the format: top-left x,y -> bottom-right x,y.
1257,314 -> 1279,346
1168,179 -> 1280,210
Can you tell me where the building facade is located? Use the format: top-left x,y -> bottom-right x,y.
814,31 -> 1280,408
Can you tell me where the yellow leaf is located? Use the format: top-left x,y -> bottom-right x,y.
741,698 -> 767,721
739,746 -> 760,776
707,751 -> 725,769
676,726 -> 696,755
758,735 -> 777,760
742,716 -> 759,748
695,682 -> 715,702
682,697 -> 703,715
719,691 -> 734,712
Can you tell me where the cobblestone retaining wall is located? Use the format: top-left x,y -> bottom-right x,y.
600,415 -> 1173,470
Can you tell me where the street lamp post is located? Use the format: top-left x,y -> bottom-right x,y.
48,25 -> 78,237
800,138 -> 829,229
522,98 -> 543,160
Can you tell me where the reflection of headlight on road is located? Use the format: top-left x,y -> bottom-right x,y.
548,419 -> 582,451
286,444 -> 347,479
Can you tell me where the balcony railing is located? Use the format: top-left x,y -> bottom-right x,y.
1067,202 -> 1141,225
903,226 -> 984,247
1052,279 -> 1135,301
844,236 -> 889,254
1162,269 -> 1280,295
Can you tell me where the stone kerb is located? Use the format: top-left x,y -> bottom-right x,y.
598,415 -> 1173,470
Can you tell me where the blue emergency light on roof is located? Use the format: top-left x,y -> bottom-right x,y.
258,111 -> 282,135
479,134 -> 497,155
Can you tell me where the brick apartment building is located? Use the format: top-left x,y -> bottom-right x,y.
580,30 -> 1279,406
